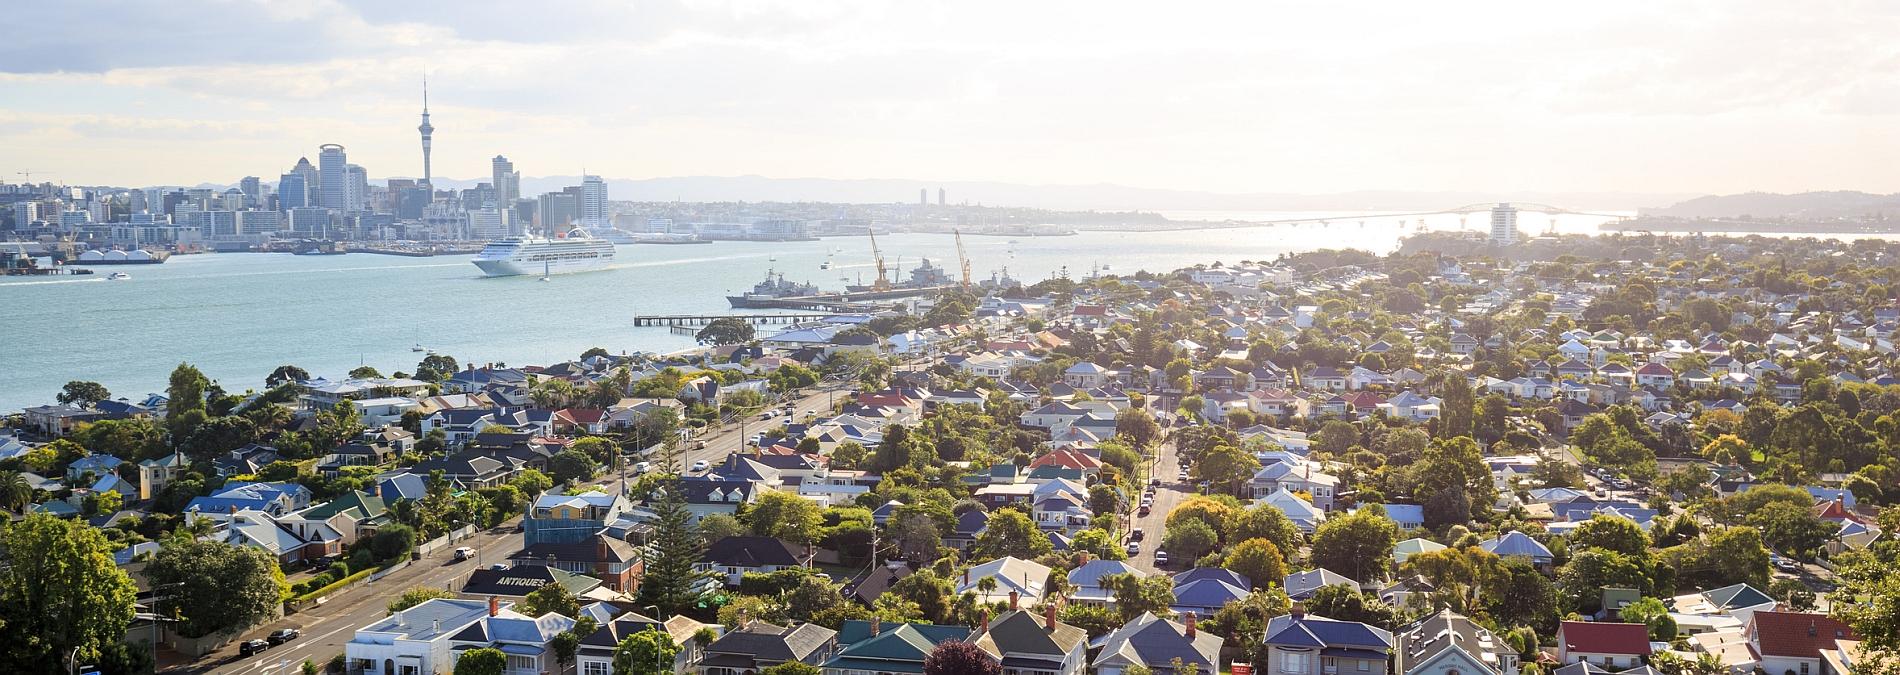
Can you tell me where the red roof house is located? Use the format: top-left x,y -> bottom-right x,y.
1557,621 -> 1652,668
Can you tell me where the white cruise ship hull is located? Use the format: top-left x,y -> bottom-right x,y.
470,237 -> 617,277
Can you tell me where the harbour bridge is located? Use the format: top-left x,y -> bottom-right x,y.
1212,202 -> 1636,230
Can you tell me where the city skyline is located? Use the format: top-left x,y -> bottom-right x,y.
3,2 -> 1898,197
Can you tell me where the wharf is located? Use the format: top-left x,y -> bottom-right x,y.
635,313 -> 836,327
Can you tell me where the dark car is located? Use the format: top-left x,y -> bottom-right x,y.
239,639 -> 270,657
268,628 -> 300,645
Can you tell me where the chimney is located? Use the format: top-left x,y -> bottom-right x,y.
871,616 -> 881,635
1185,612 -> 1197,639
1009,590 -> 1020,611
963,570 -> 970,586
980,609 -> 990,632
488,595 -> 499,617
739,608 -> 750,629
432,619 -> 440,634
1291,602 -> 1306,619
1044,603 -> 1057,630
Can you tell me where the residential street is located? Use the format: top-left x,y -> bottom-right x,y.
176,384 -> 848,674
1127,435 -> 1188,575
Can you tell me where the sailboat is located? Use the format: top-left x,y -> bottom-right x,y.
538,260 -> 551,282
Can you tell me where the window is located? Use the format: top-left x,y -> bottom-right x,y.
583,662 -> 612,675
1283,652 -> 1311,674
1800,664 -> 1810,675
1358,660 -> 1370,671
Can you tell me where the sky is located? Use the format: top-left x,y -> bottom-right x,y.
1,0 -> 1897,196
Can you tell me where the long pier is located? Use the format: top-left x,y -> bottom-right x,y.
634,313 -> 834,327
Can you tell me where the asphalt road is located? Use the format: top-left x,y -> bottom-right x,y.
176,383 -> 850,674
1128,435 -> 1189,575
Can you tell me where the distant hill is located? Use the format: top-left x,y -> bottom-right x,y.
401,174 -> 1688,213
1643,191 -> 1900,220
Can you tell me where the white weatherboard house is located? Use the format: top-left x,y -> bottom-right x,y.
346,598 -> 495,675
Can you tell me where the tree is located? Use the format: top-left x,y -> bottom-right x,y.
1745,501 -> 1834,560
146,539 -> 286,639
1619,597 -> 1678,640
1305,584 -> 1399,628
1223,538 -> 1288,589
612,628 -> 682,675
347,365 -> 383,379
454,647 -> 507,675
549,449 -> 600,485
696,318 -> 756,345
924,641 -> 1001,675
697,513 -> 749,543
265,364 -> 311,387
1116,408 -> 1163,449
1437,372 -> 1474,439
0,514 -> 138,671
1490,559 -> 1559,634
831,441 -> 868,470
415,354 -> 460,382
0,470 -> 34,512
371,523 -> 417,561
746,490 -> 825,545
1161,517 -> 1219,561
1071,528 -> 1127,560
387,586 -> 457,614
1193,443 -> 1260,497
167,362 -> 210,419
1309,509 -> 1400,582
1232,505 -> 1304,563
637,483 -> 713,616
973,508 -> 1054,560
57,380 -> 111,406
522,582 -> 581,618
761,663 -> 823,675
1557,549 -> 1648,614
1570,515 -> 1650,559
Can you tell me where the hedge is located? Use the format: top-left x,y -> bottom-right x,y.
292,568 -> 373,603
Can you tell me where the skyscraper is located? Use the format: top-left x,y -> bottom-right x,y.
345,164 -> 369,212
290,157 -> 318,207
938,187 -> 945,206
239,176 -> 261,206
317,144 -> 347,209
919,188 -> 928,206
277,173 -> 307,210
579,175 -> 608,228
1489,203 -> 1518,245
492,156 -> 517,205
418,76 -> 434,194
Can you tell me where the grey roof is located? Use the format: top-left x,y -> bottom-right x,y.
706,621 -> 838,663
973,610 -> 1087,661
1395,609 -> 1510,675
1095,611 -> 1223,672
362,598 -> 492,640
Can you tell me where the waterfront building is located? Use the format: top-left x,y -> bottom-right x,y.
289,207 -> 333,238
579,174 -> 608,227
1489,202 -> 1518,245
318,144 -> 348,209
467,208 -> 507,240
237,210 -> 282,235
345,164 -> 369,212
537,191 -> 578,232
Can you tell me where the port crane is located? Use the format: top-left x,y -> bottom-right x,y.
866,227 -> 892,292
954,229 -> 973,288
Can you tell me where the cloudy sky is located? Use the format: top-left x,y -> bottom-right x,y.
1,0 -> 1895,196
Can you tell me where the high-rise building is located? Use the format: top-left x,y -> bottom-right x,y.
278,173 -> 308,210
467,207 -> 507,239
919,188 -> 928,206
938,188 -> 945,206
537,191 -> 579,232
239,176 -> 262,206
318,144 -> 348,209
492,156 -> 518,205
237,210 -> 282,235
289,207 -> 332,238
578,175 -> 609,227
1489,203 -> 1519,245
418,77 -> 434,194
220,188 -> 245,211
345,164 -> 369,212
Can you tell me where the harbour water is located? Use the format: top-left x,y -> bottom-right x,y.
1,211 -> 1642,411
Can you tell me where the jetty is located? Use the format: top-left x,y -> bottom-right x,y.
635,313 -> 835,327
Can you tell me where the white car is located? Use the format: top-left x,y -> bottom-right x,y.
1125,541 -> 1140,555
691,460 -> 709,472
634,461 -> 651,474
453,547 -> 474,561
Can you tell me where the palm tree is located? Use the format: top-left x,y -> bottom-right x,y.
0,470 -> 31,512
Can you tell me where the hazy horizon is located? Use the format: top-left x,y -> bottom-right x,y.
4,1 -> 1896,196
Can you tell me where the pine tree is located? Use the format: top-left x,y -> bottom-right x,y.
637,482 -> 712,616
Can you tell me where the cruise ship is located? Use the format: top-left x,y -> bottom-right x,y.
471,236 -> 616,277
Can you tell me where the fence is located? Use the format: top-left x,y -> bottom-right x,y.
415,524 -> 479,557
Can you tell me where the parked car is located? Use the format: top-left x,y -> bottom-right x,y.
267,629 -> 300,645
489,563 -> 509,571
1154,550 -> 1170,567
1138,504 -> 1152,516
453,547 -> 474,561
691,460 -> 709,472
634,461 -> 651,474
1150,478 -> 1161,488
1130,528 -> 1145,541
1125,541 -> 1140,555
239,639 -> 270,657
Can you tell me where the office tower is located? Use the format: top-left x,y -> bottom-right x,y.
290,157 -> 318,206
289,207 -> 332,238
579,175 -> 608,227
919,188 -> 928,206
318,144 -> 347,209
492,156 -> 518,204
278,173 -> 308,210
345,164 -> 369,212
537,191 -> 579,232
237,210 -> 282,235
418,77 -> 434,193
467,207 -> 506,239
239,176 -> 261,205
938,187 -> 945,206
220,188 -> 245,211
1489,203 -> 1518,245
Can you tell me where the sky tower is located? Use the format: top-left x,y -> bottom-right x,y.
418,75 -> 434,196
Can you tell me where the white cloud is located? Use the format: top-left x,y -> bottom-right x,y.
1,0 -> 1897,195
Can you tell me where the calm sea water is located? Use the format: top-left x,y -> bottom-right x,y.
0,211 -> 1648,411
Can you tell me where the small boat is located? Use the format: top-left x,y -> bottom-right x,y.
106,272 -> 130,280
411,344 -> 426,352
538,260 -> 552,282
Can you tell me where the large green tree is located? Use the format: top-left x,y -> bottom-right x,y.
636,482 -> 713,616
166,362 -> 210,419
612,629 -> 681,675
146,539 -> 287,638
695,318 -> 756,345
1570,515 -> 1650,559
521,582 -> 580,619
454,647 -> 507,675
973,508 -> 1054,560
1309,509 -> 1400,583
745,490 -> 825,545
57,380 -> 111,407
0,515 -> 138,672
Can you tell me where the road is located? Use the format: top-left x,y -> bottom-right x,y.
178,383 -> 850,674
1127,435 -> 1189,575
